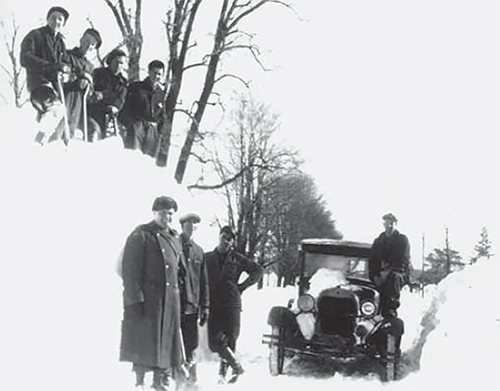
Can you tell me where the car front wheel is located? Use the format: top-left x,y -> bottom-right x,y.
269,325 -> 285,376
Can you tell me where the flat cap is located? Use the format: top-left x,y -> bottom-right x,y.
47,6 -> 70,22
152,196 -> 178,212
179,213 -> 201,225
220,225 -> 235,239
382,213 -> 398,223
84,28 -> 102,49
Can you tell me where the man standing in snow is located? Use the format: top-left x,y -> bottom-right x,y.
120,196 -> 186,391
119,59 -> 166,156
64,28 -> 102,139
177,213 -> 209,390
20,6 -> 71,143
205,226 -> 263,384
368,213 -> 411,317
88,49 -> 128,139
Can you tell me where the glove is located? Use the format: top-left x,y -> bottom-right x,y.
237,283 -> 247,293
128,302 -> 144,316
199,309 -> 208,327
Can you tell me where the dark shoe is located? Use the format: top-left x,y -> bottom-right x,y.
227,362 -> 245,384
152,370 -> 170,391
218,359 -> 229,384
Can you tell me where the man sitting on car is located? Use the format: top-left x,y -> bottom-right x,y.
368,213 -> 411,317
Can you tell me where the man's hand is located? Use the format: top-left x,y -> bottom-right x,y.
106,105 -> 119,115
199,309 -> 208,327
93,91 -> 104,101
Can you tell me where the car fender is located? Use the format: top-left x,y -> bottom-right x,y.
267,306 -> 297,328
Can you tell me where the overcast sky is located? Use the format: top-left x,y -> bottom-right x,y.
0,0 -> 498,261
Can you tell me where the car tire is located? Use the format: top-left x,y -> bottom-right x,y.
269,325 -> 285,376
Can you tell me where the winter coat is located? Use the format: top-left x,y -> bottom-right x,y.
119,78 -> 164,125
179,234 -> 209,315
368,229 -> 411,282
20,25 -> 68,92
88,67 -> 127,135
64,47 -> 94,134
119,221 -> 185,369
205,248 -> 263,309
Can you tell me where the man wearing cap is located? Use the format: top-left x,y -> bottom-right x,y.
20,6 -> 71,143
204,226 -> 263,384
177,213 -> 209,390
88,49 -> 128,139
368,213 -> 411,317
64,28 -> 102,138
120,196 -> 186,391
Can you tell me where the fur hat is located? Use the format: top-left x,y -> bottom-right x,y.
152,196 -> 178,212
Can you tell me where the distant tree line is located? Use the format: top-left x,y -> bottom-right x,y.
421,226 -> 494,285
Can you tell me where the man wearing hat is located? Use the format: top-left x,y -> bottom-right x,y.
64,28 -> 102,139
368,213 -> 411,317
204,226 -> 263,384
88,48 -> 128,139
21,6 -> 71,143
120,196 -> 186,391
177,213 -> 209,390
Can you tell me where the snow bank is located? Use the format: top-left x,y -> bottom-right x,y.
1,107 -> 499,390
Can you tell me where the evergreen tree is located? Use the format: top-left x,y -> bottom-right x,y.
471,227 -> 494,263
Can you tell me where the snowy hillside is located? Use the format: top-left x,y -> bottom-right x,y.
0,108 -> 499,391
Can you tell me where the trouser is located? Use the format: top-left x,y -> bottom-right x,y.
378,271 -> 405,316
180,314 -> 199,363
207,306 -> 241,355
123,120 -> 158,157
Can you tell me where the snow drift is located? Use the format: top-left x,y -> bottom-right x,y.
0,108 -> 499,390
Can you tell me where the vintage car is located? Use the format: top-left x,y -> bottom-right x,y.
262,239 -> 404,381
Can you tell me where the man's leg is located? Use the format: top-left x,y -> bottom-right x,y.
380,272 -> 404,317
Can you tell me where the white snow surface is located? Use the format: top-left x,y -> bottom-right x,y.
0,108 -> 499,390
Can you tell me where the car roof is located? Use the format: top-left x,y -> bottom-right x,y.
299,238 -> 372,258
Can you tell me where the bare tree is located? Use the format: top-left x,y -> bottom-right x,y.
173,0 -> 293,183
103,0 -> 143,81
0,14 -> 27,107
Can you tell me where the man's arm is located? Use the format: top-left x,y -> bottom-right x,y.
236,252 -> 263,292
20,31 -> 50,71
122,230 -> 145,306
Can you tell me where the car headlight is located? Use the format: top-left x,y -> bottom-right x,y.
297,294 -> 315,312
361,301 -> 376,316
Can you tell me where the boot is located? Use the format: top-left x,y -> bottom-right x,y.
219,346 -> 245,384
152,370 -> 170,391
218,359 -> 229,384
134,366 -> 146,389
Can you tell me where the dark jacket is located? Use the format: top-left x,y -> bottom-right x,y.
179,234 -> 209,315
20,25 -> 68,91
205,248 -> 263,309
64,47 -> 94,93
119,78 -> 164,125
120,221 -> 185,369
368,229 -> 411,282
91,67 -> 128,110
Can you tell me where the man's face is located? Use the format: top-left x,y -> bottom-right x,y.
383,219 -> 396,235
47,11 -> 66,33
153,208 -> 175,230
110,56 -> 127,75
79,33 -> 98,55
181,220 -> 196,239
148,67 -> 164,85
218,232 -> 234,253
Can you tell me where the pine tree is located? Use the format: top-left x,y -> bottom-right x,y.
471,227 -> 493,263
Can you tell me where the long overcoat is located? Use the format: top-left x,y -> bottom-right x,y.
120,221 -> 185,370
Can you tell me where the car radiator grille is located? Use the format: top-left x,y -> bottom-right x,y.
317,296 -> 358,337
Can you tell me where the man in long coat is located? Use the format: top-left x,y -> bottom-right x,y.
368,213 -> 411,317
205,226 -> 263,384
120,196 -> 185,391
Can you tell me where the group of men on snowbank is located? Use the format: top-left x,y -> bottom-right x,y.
20,5 -> 168,164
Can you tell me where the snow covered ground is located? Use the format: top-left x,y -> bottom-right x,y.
0,109 -> 499,390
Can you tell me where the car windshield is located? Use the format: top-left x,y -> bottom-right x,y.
303,252 -> 369,279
